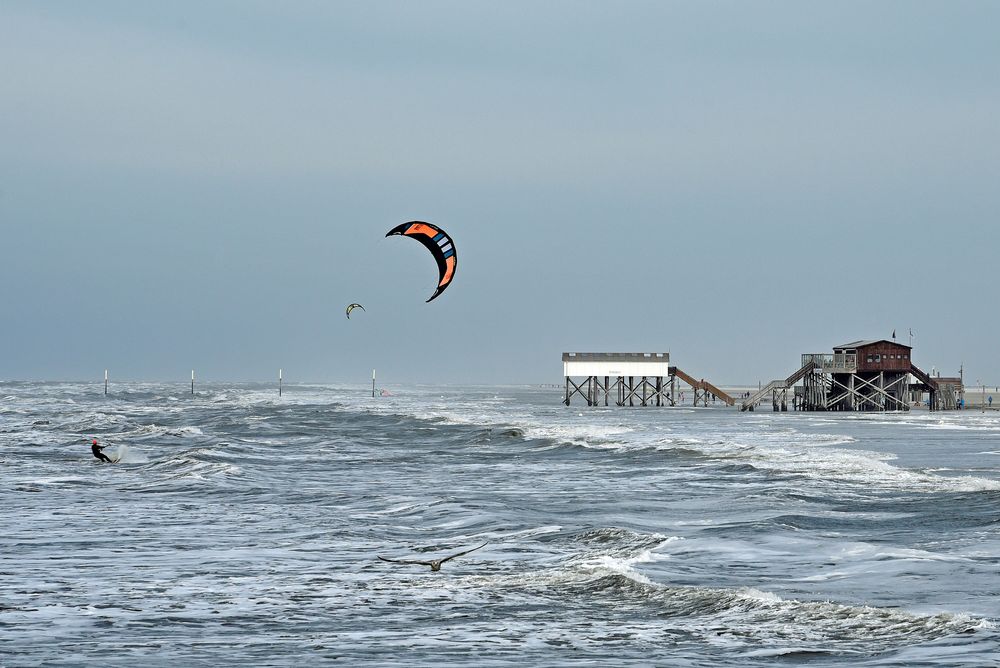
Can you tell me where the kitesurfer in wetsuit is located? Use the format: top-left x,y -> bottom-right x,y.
91,439 -> 113,463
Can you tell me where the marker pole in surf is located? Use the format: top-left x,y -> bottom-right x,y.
191,369 -> 195,396
372,369 -> 376,398
104,369 -> 108,395
279,368 -> 283,397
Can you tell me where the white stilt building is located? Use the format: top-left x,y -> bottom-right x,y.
563,352 -> 733,407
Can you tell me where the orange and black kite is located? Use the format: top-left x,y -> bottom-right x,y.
385,221 -> 457,302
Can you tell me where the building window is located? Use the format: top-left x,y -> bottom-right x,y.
875,355 -> 881,363
867,355 -> 873,363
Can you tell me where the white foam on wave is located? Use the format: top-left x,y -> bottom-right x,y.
560,552 -> 992,650
362,389 -> 697,460
80,411 -> 128,428
740,646 -> 862,658
489,525 -> 563,540
166,426 -> 205,437
670,432 -> 1000,494
117,423 -> 205,439
525,423 -> 635,448
285,385 -> 1000,494
873,547 -> 973,562
865,412 -> 1000,433
802,434 -> 858,447
22,475 -> 90,485
363,394 -> 639,449
821,540 -> 976,565
156,459 -> 243,480
733,586 -> 783,603
581,554 -> 657,585
575,535 -> 682,585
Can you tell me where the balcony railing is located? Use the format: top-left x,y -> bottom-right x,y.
801,353 -> 857,373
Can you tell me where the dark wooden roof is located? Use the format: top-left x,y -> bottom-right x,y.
834,339 -> 912,350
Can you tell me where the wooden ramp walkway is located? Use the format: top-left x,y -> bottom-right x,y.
671,366 -> 735,406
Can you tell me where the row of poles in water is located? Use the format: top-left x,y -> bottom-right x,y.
102,369 -> 380,397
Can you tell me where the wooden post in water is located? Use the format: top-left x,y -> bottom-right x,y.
372,369 -> 376,398
279,368 -> 283,397
104,369 -> 108,395
191,369 -> 195,396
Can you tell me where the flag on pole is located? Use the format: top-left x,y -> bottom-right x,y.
892,329 -> 896,339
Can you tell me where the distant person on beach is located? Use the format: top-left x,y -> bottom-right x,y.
90,439 -> 113,463
990,396 -> 993,408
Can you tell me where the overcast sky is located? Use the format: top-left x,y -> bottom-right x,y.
2,1 -> 998,385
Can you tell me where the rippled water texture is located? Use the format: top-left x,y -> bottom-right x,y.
2,383 -> 999,666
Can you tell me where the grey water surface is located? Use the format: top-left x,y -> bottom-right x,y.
2,383 -> 998,666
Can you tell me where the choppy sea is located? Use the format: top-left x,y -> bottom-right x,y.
2,382 -> 999,666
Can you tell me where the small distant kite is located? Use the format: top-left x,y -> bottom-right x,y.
385,221 -> 457,303
346,303 -> 365,319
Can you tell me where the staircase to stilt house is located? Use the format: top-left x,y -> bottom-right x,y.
740,360 -> 818,412
909,363 -> 946,409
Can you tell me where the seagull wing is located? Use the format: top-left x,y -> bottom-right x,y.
378,555 -> 434,567
438,542 -> 488,565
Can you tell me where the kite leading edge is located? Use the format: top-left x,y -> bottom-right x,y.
385,221 -> 457,303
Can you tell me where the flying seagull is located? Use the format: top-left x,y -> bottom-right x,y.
377,542 -> 487,572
